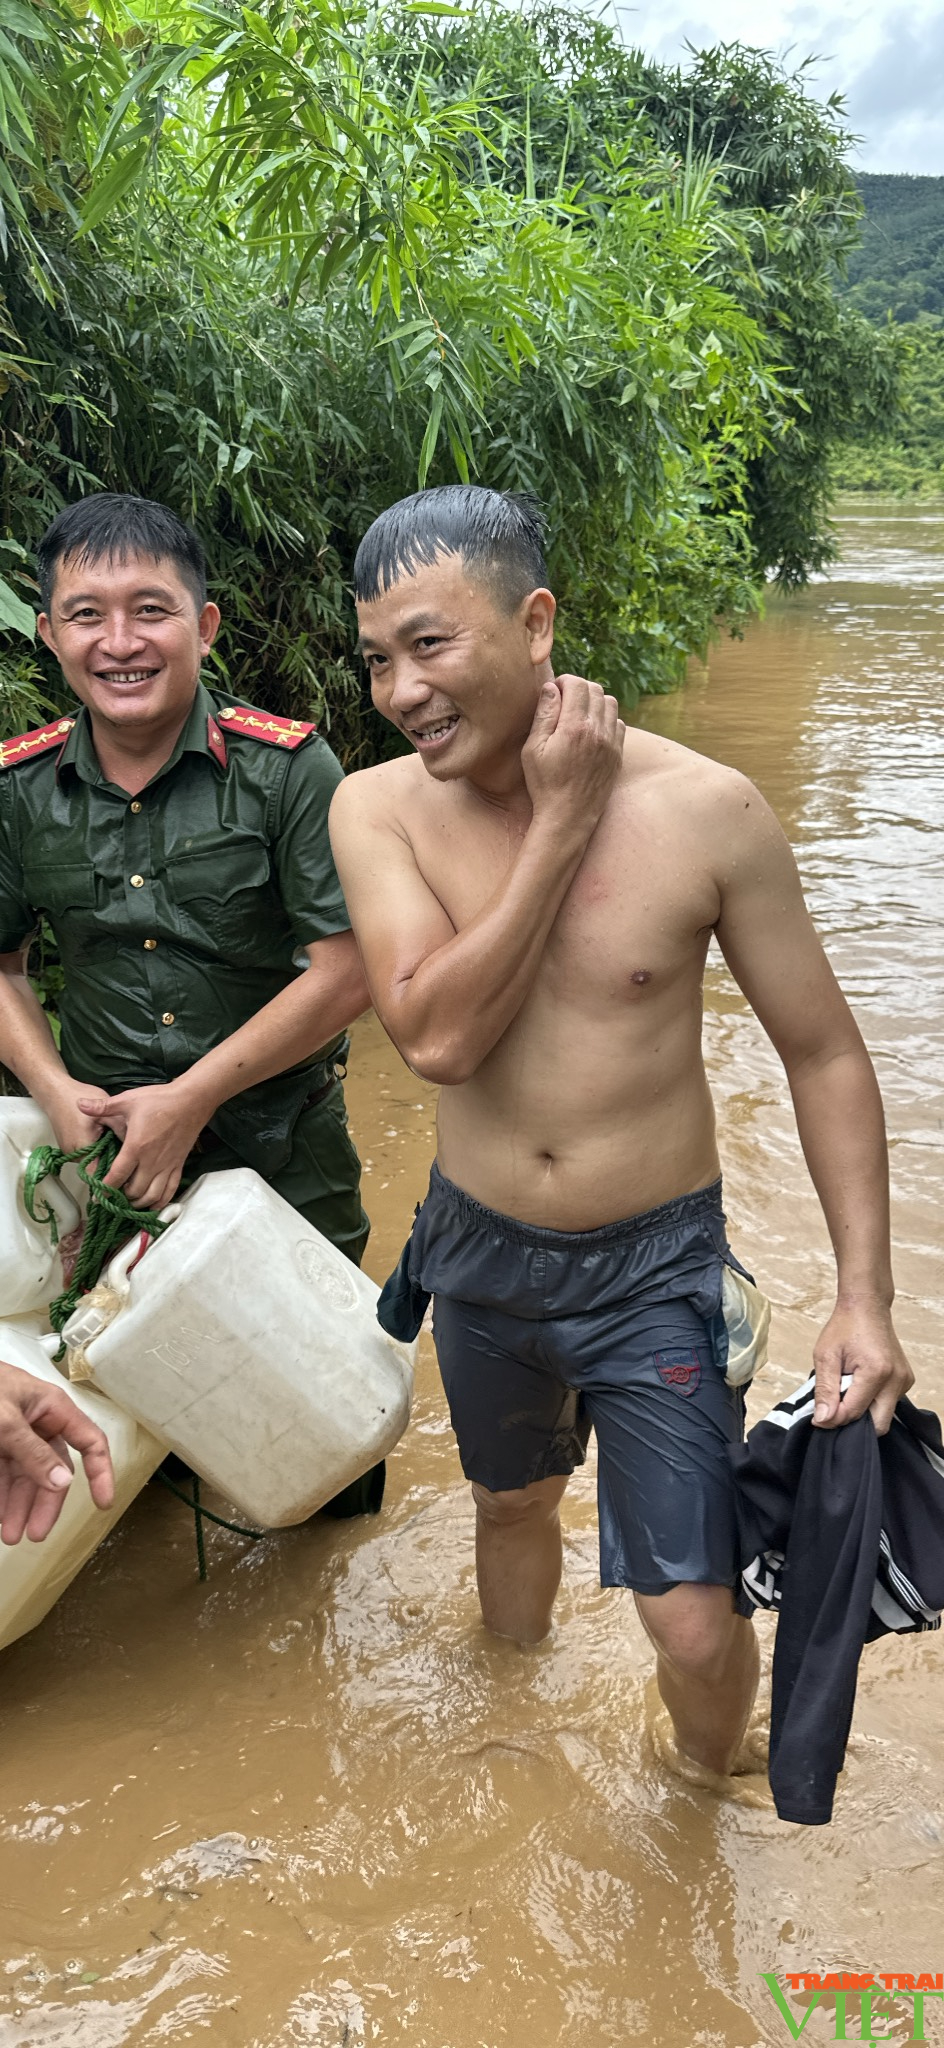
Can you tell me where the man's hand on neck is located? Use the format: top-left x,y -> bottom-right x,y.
329,676 -> 626,1087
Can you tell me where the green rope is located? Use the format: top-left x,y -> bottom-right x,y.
26,1137 -> 266,1581
193,1473 -> 207,1582
24,1134 -> 170,1344
154,1467 -> 266,1580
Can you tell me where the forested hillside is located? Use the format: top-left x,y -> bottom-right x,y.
842,174 -> 944,323
833,173 -> 944,492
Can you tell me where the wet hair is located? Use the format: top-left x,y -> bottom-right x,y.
353,485 -> 549,613
37,493 -> 208,615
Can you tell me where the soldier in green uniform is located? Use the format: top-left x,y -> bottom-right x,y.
0,492 -> 383,1515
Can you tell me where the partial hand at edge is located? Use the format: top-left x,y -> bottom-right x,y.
0,1363 -> 115,1545
812,1302 -> 915,1436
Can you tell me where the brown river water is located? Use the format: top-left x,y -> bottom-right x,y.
1,499 -> 943,2046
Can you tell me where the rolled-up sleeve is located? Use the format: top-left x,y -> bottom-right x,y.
271,736 -> 352,946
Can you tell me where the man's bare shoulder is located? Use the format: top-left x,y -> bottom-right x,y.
330,752 -> 427,826
626,728 -> 773,827
628,725 -> 739,791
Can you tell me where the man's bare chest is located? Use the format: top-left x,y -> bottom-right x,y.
409,800 -> 718,1002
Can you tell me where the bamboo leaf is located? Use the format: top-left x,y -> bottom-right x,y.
319,230 -> 358,291
0,574 -> 36,640
417,387 -> 444,486
0,1 -> 50,39
78,139 -> 150,234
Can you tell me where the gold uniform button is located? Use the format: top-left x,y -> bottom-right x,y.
130,873 -> 144,888
130,800 -> 142,814
143,938 -> 157,951
161,1011 -> 175,1026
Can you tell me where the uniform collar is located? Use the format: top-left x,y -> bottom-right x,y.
56,679 -> 228,788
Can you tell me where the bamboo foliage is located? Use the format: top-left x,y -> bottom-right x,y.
0,0 -> 897,750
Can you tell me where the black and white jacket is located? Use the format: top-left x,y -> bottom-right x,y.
732,1377 -> 944,1826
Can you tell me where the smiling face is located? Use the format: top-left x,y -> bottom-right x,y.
356,550 -> 556,788
37,550 -> 220,743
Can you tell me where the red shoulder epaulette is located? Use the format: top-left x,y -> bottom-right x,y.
0,715 -> 75,771
215,706 -> 316,750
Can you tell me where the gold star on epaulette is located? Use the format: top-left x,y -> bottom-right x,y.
0,717 -> 74,771
216,707 -> 317,751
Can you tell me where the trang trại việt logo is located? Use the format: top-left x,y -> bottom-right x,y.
761,1971 -> 944,2042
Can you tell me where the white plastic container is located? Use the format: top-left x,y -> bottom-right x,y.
0,1096 -> 84,1318
0,1314 -> 165,1653
62,1169 -> 415,1528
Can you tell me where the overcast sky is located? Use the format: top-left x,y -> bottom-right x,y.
616,0 -> 944,174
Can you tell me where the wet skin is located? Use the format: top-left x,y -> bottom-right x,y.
332,546 -> 912,1768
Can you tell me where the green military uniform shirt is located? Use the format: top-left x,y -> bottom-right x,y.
0,680 -> 353,1178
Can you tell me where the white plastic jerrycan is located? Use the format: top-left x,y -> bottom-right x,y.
62,1169 -> 416,1528
0,1096 -> 85,1318
0,1314 -> 165,1654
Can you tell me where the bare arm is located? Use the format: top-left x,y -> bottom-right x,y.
329,678 -> 624,1084
714,776 -> 912,1431
77,931 -> 370,1208
0,929 -> 367,1208
0,949 -> 106,1152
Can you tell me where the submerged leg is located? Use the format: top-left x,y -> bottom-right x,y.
472,1474 -> 570,1644
635,1582 -> 759,1775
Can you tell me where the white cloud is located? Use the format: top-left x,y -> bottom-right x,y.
620,0 -> 944,172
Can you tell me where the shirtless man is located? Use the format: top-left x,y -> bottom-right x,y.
329,485 -> 913,1775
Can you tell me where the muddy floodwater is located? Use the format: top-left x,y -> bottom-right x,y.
1,499 -> 943,2045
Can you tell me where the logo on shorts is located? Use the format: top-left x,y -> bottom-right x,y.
655,1348 -> 702,1396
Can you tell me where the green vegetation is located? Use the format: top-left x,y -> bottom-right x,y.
832,321 -> 944,494
831,175 -> 944,494
0,2 -> 900,752
842,174 -> 944,325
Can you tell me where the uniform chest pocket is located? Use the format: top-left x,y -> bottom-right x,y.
166,844 -> 276,958
25,863 -> 98,917
22,864 -> 117,960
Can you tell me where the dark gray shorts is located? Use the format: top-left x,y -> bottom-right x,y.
411,1164 -> 752,1596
